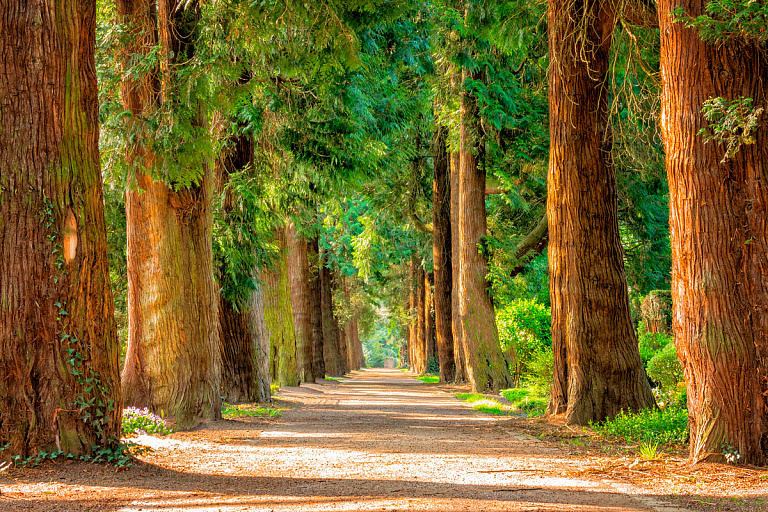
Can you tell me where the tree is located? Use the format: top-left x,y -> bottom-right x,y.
432,125 -> 456,382
118,0 -> 221,428
0,0 -> 122,457
458,67 -> 515,393
658,0 -> 768,464
546,0 -> 655,423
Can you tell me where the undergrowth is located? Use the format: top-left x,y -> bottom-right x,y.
590,407 -> 689,446
222,403 -> 282,418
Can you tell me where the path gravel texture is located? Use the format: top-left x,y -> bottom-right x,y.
1,368 -> 691,511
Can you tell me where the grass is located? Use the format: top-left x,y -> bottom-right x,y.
590,406 -> 689,446
417,374 -> 439,383
500,385 -> 549,416
222,402 -> 282,419
454,393 -> 510,415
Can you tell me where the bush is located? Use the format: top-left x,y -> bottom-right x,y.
497,298 -> 551,384
647,341 -> 683,390
591,407 -> 689,446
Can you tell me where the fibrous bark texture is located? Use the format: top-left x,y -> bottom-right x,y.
458,69 -> 514,393
118,0 -> 221,429
659,0 -> 768,465
321,257 -> 343,376
308,236 -> 325,379
0,0 -> 122,457
287,223 -> 314,383
433,126 -> 455,382
264,228 -> 299,388
546,0 -> 654,424
450,150 -> 466,382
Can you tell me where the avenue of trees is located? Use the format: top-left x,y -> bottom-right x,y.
1,0 -> 766,466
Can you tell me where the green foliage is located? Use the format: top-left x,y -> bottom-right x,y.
698,96 -> 764,163
674,0 -> 768,44
591,407 -> 689,446
222,403 -> 282,418
647,341 -> 684,391
500,386 -> 548,416
496,298 -> 551,383
122,407 -> 172,436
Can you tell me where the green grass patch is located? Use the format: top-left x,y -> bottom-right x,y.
454,393 -> 510,415
590,407 -> 689,446
417,374 -> 439,383
222,403 -> 282,419
500,385 -> 548,417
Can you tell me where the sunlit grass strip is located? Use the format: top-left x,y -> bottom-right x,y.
417,374 -> 439,383
222,403 -> 282,419
454,393 -> 511,415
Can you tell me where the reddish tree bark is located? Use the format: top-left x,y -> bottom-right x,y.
287,223 -> 314,383
308,236 -> 325,379
119,0 -> 220,428
0,0 -> 122,457
546,0 -> 654,424
433,126 -> 456,382
659,0 -> 768,464
450,150 -> 466,383
458,69 -> 514,393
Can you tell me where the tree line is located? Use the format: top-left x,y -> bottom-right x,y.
0,0 -> 766,467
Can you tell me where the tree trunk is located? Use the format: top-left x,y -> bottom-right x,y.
659,0 -> 768,465
415,264 -> 427,374
433,126 -> 456,382
450,150 -> 467,383
458,69 -> 514,393
287,223 -> 314,383
546,0 -> 655,424
216,134 -> 270,403
321,257 -> 343,376
264,228 -> 299,388
425,272 -> 437,371
218,275 -> 271,403
308,236 -> 325,379
0,0 -> 122,458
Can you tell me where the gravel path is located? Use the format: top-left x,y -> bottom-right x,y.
1,368 -> 689,511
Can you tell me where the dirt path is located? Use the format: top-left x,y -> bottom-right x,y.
0,368 -> 699,511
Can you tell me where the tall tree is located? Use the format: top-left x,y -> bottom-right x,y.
458,68 -> 514,392
546,0 -> 654,423
433,125 -> 455,382
287,223 -> 315,383
0,0 -> 122,457
119,0 -> 221,428
658,0 -> 768,464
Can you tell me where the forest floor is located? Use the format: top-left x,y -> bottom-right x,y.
1,368 -> 766,512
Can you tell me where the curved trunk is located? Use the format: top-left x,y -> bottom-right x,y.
264,228 -> 298,388
0,0 -> 122,457
659,0 -> 768,464
308,237 -> 325,379
546,0 -> 654,424
287,224 -> 314,383
459,69 -> 514,393
433,126 -> 455,382
450,151 -> 466,383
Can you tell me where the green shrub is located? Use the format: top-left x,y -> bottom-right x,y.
647,341 -> 683,390
497,299 -> 551,384
500,385 -> 548,416
591,407 -> 689,446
